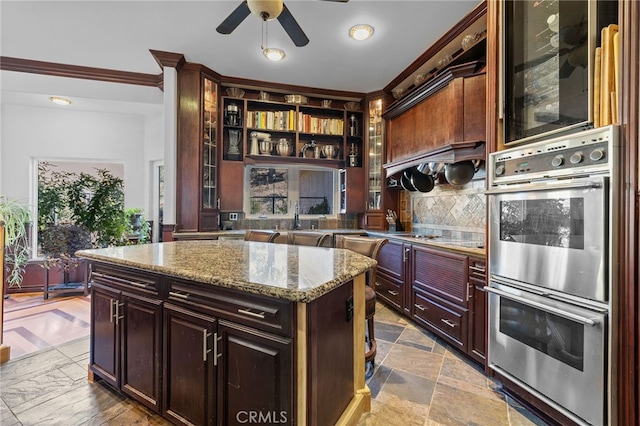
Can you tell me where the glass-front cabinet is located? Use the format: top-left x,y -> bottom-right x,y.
367,99 -> 383,210
202,77 -> 218,210
503,0 -> 617,146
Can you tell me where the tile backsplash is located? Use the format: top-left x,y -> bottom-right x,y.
407,178 -> 486,242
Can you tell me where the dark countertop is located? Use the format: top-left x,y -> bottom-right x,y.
76,240 -> 376,303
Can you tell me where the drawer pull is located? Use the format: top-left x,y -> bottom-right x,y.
203,330 -> 212,362
441,319 -> 456,328
237,308 -> 266,319
414,304 -> 426,312
169,291 -> 190,299
470,265 -> 486,274
387,290 -> 399,296
92,272 -> 148,289
109,298 -> 115,323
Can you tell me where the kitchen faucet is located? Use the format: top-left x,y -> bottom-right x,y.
293,201 -> 302,229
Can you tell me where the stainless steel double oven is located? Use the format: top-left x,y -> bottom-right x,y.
487,126 -> 619,425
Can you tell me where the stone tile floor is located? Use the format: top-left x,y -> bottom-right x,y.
0,295 -> 548,425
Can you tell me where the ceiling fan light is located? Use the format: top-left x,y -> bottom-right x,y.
263,48 -> 286,61
49,96 -> 72,106
349,24 -> 374,41
248,0 -> 283,21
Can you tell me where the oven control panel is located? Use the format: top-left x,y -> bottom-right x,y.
490,126 -> 618,184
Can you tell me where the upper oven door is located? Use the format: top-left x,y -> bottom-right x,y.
488,175 -> 608,302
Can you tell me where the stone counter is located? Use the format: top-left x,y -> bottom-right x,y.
76,240 -> 376,303
366,231 -> 486,257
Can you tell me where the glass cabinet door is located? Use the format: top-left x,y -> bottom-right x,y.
504,0 -> 595,145
202,77 -> 218,210
367,99 -> 383,210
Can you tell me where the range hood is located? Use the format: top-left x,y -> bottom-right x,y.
382,62 -> 486,178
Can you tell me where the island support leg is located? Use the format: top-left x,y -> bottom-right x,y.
335,272 -> 371,425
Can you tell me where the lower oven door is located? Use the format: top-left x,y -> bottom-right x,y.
486,281 -> 608,426
488,175 -> 608,302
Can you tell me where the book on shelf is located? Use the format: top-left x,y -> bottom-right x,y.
246,110 -> 295,131
297,112 -> 344,135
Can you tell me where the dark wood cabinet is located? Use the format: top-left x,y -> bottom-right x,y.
467,256 -> 486,364
371,236 -> 487,366
410,245 -> 469,351
90,283 -> 120,388
90,281 -> 162,413
217,320 -> 293,426
163,303 -> 217,426
376,239 -> 408,314
88,259 -> 366,426
176,64 -> 220,232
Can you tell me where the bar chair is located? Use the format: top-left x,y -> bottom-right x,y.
286,231 -> 331,247
244,230 -> 280,243
334,235 -> 387,370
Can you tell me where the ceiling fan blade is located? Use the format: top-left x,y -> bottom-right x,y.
277,4 -> 309,47
216,1 -> 251,35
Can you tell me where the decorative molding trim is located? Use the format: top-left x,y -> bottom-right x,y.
149,50 -> 186,71
383,0 -> 487,93
0,56 -> 163,88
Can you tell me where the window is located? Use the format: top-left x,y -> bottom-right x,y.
245,165 -> 337,217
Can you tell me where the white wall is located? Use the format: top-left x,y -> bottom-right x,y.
0,103 -> 162,213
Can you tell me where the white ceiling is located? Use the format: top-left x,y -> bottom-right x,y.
0,0 -> 480,113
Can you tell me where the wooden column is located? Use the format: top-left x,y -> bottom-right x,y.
617,1 -> 640,424
0,221 -> 10,363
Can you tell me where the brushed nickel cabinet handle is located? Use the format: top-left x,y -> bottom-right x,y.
237,308 -> 266,319
441,319 -> 456,328
387,290 -> 399,296
469,265 -> 486,274
169,291 -> 190,299
109,298 -> 115,323
203,329 -> 212,362
214,333 -> 222,366
414,304 -> 426,311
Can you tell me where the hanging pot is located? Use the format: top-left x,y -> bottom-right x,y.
444,160 -> 476,186
410,166 -> 435,192
400,169 -> 417,191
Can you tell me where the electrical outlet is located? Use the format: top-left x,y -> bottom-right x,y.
229,212 -> 238,221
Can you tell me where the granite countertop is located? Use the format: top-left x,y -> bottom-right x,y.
76,240 -> 376,303
173,229 -> 366,238
366,231 -> 486,257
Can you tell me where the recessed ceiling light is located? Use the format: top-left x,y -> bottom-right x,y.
49,96 -> 72,106
349,24 -> 374,41
263,48 -> 286,61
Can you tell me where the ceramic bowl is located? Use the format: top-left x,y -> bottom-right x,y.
226,87 -> 245,98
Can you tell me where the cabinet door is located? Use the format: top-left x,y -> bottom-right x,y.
163,303 -> 217,426
467,257 -> 487,364
90,283 -> 120,388
217,320 -> 293,426
376,240 -> 405,312
121,292 -> 163,412
411,245 -> 469,307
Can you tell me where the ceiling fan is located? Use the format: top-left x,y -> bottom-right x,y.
216,0 -> 349,47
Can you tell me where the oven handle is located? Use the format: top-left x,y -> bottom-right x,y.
484,286 -> 598,326
490,275 -> 550,296
486,180 -> 602,195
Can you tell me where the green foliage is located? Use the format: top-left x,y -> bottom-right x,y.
38,162 -> 129,249
124,208 -> 151,244
307,197 -> 330,214
0,196 -> 33,287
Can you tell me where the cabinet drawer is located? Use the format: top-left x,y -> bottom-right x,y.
90,263 -> 160,295
375,277 -> 402,311
166,279 -> 294,337
412,289 -> 467,349
411,246 -> 468,307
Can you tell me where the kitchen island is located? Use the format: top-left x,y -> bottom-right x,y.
77,240 -> 376,426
